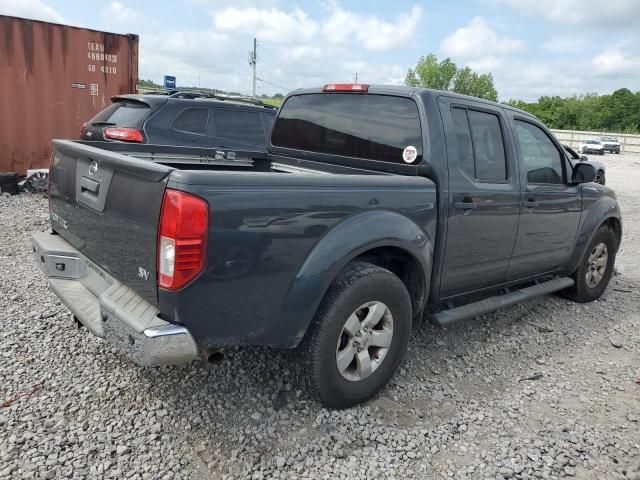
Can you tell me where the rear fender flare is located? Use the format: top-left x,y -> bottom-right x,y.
280,210 -> 433,347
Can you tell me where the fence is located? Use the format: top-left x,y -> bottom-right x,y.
551,129 -> 640,154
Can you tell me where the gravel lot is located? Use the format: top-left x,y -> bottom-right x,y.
1,153 -> 639,480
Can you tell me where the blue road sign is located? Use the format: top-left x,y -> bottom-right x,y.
164,75 -> 176,90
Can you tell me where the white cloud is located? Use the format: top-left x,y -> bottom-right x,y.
440,17 -> 524,59
322,5 -> 423,51
0,0 -> 63,23
496,0 -> 640,28
127,2 -> 412,96
591,49 -> 640,77
492,61 -> 583,100
213,6 -> 318,44
542,35 -> 591,54
105,2 -> 142,24
480,48 -> 640,101
211,3 -> 422,52
467,56 -> 503,72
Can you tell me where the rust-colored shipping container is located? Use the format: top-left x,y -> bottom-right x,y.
0,15 -> 138,174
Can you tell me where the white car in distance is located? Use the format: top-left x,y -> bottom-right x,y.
577,139 -> 604,155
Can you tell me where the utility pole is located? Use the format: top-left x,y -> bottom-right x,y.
249,38 -> 257,99
354,72 -> 358,83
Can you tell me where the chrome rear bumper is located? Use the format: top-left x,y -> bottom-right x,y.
32,231 -> 199,366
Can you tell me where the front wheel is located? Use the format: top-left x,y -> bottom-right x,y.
562,226 -> 617,303
595,170 -> 605,185
297,261 -> 412,409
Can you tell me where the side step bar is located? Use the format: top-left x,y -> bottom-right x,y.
430,277 -> 574,327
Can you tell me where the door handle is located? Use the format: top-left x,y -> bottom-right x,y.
454,197 -> 478,212
523,197 -> 539,208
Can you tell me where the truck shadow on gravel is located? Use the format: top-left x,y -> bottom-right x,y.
133,273 -> 634,430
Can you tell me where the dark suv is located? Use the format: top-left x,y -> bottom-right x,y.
81,92 -> 277,151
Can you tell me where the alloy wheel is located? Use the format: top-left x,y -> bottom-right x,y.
586,242 -> 608,288
335,301 -> 394,381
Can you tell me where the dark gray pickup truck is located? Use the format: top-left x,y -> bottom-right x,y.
33,84 -> 622,408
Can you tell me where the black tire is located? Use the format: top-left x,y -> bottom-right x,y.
563,226 -> 616,303
595,170 -> 605,185
296,261 -> 412,409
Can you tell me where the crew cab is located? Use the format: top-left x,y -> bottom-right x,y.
34,85 -> 622,409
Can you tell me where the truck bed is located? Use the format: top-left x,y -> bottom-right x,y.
49,140 -> 437,330
48,139 -> 439,348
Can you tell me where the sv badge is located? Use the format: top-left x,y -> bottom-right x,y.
137,267 -> 150,281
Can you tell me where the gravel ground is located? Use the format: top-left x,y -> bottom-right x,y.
1,153 -> 639,480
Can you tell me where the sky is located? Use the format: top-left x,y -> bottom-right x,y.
1,0 -> 640,101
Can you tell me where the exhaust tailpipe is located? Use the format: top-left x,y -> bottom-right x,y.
202,348 -> 225,364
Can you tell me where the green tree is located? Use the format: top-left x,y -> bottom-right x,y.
138,78 -> 161,89
505,89 -> 640,134
405,54 -> 498,101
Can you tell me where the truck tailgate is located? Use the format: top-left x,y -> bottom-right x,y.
48,140 -> 173,304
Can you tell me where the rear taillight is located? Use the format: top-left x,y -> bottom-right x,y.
157,189 -> 209,291
103,127 -> 143,143
323,83 -> 369,92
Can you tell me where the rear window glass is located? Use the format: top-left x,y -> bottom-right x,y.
91,101 -> 150,127
172,108 -> 209,134
214,109 -> 265,144
271,94 -> 423,163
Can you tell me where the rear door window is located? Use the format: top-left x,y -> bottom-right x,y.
213,109 -> 265,144
90,100 -> 150,127
271,94 -> 423,164
451,108 -> 475,178
451,107 -> 507,182
171,108 -> 209,135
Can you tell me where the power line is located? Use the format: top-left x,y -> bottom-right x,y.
256,77 -> 291,92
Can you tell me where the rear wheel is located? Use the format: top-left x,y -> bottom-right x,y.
297,262 -> 412,409
595,170 -> 605,185
563,226 -> 616,303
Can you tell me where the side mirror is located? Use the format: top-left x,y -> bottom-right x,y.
580,155 -> 588,161
571,162 -> 596,184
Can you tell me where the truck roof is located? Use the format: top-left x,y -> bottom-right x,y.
288,85 -> 536,120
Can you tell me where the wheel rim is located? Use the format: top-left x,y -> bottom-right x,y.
335,301 -> 394,382
586,242 -> 608,288
595,172 -> 605,184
